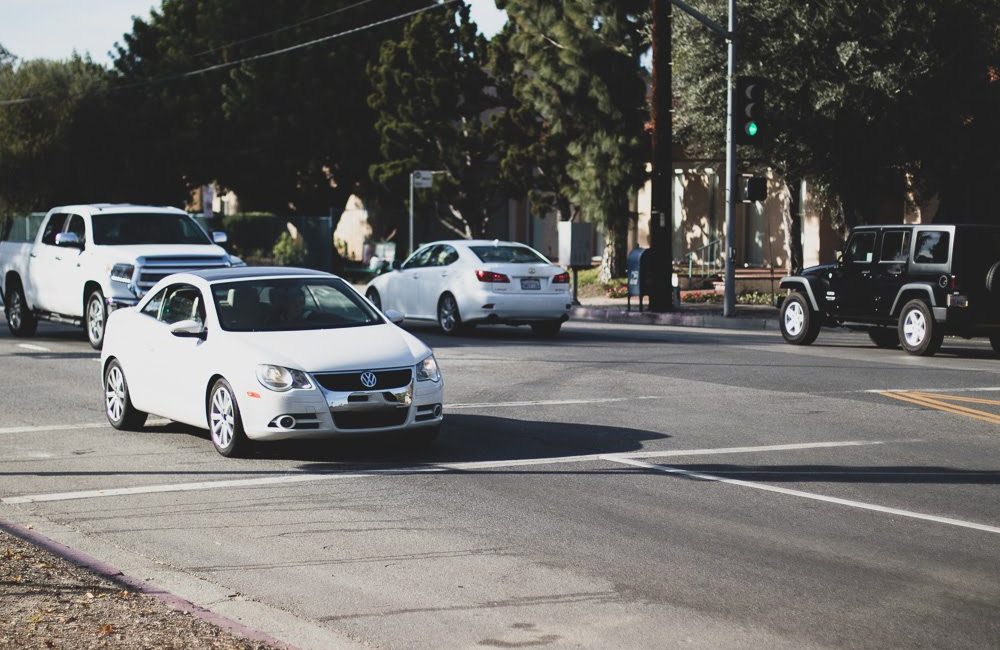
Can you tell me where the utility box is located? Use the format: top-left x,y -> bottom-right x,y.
626,247 -> 656,311
558,221 -> 594,268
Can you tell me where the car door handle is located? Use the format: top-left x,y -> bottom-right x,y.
29,253 -> 36,258
54,255 -> 62,261
440,271 -> 448,277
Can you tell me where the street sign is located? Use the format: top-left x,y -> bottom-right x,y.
412,170 -> 434,189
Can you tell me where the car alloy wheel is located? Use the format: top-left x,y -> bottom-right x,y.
86,291 -> 106,349
5,283 -> 37,337
784,301 -> 805,337
438,294 -> 462,335
105,365 -> 126,423
210,385 -> 236,450
8,291 -> 22,331
897,299 -> 943,356
902,309 -> 926,348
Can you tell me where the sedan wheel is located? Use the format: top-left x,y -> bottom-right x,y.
437,294 -> 464,335
86,290 -> 106,350
103,360 -> 147,431
209,379 -> 249,457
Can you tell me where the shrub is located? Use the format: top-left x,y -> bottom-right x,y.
272,232 -> 308,266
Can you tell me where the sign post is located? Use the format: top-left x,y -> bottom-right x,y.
409,170 -> 436,256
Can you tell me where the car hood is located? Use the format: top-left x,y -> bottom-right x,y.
800,262 -> 836,277
93,244 -> 229,264
224,323 -> 431,373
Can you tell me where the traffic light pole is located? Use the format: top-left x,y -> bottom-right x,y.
723,0 -> 737,317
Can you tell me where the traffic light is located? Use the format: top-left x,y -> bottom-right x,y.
741,175 -> 767,202
735,76 -> 767,145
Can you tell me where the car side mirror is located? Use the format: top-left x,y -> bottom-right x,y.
836,252 -> 845,267
170,319 -> 206,339
54,232 -> 83,249
392,260 -> 402,270
383,309 -> 404,325
212,231 -> 228,245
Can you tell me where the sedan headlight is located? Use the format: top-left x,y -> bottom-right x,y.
415,354 -> 441,382
109,263 -> 135,283
255,364 -> 313,392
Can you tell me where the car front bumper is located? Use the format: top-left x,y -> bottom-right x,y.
237,375 -> 444,441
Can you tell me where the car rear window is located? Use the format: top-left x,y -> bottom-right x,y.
469,245 -> 548,264
913,231 -> 950,264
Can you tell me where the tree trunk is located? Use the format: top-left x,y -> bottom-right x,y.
783,179 -> 804,274
598,216 -> 629,282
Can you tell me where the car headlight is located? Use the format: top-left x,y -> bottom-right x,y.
415,354 -> 441,382
255,364 -> 313,392
109,263 -> 135,283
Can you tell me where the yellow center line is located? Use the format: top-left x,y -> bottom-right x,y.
881,391 -> 1000,425
910,392 -> 1000,407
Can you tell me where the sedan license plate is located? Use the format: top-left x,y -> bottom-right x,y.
520,278 -> 541,290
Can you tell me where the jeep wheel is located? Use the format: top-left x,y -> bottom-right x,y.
898,299 -> 944,356
868,328 -> 900,349
779,292 -> 820,345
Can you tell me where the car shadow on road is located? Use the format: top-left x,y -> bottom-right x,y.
657,463 -> 1000,484
222,413 -> 672,468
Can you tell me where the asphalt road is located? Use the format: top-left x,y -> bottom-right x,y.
1,318 -> 999,649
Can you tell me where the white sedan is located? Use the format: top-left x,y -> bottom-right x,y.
100,267 -> 444,457
364,240 -> 572,336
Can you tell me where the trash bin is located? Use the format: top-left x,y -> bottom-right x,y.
627,247 -> 655,312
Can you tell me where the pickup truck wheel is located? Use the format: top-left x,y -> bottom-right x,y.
779,292 -> 820,345
4,282 -> 37,337
898,299 -> 944,356
85,290 -> 106,350
868,327 -> 900,349
209,379 -> 250,457
104,360 -> 148,431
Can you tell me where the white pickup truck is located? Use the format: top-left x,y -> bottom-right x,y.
0,204 -> 242,348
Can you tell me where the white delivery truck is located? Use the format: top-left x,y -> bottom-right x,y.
0,204 -> 242,349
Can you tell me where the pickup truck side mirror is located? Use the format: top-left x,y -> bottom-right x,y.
170,319 -> 207,340
212,231 -> 228,245
54,232 -> 83,249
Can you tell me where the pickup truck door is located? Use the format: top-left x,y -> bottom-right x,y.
49,214 -> 88,316
830,230 -> 878,318
26,213 -> 69,313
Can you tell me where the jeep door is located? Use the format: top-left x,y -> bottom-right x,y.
872,229 -> 911,320
830,230 -> 878,318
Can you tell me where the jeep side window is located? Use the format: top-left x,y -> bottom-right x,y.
913,231 -> 949,264
845,232 -> 876,263
880,231 -> 910,263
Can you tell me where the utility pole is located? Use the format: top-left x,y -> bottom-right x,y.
723,0 -> 737,317
648,0 -> 673,312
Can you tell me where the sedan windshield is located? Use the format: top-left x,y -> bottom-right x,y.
212,277 -> 382,332
92,213 -> 211,246
469,245 -> 548,264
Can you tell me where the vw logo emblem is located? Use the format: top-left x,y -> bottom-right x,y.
360,371 -> 377,389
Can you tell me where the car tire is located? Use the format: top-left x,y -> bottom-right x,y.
868,327 -> 900,349
208,378 -> 250,457
986,260 -> 1000,297
85,289 -> 106,350
779,292 -> 820,345
898,299 -> 944,356
989,334 -> 1000,357
531,321 -> 562,337
4,280 -> 37,337
365,288 -> 382,311
104,359 -> 148,431
437,293 -> 465,335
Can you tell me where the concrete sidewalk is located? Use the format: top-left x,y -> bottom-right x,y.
572,296 -> 780,331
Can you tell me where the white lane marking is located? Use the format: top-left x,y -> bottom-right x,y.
603,456 -> 1000,536
2,440 -> 887,504
17,343 -> 51,352
0,418 -> 170,436
864,387 -> 1000,394
448,396 -> 661,410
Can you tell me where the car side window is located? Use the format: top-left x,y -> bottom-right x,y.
39,214 -> 68,246
159,284 -> 206,326
845,232 -> 876,264
913,231 -> 950,264
402,246 -> 436,270
879,231 -> 910,263
436,245 -> 459,266
140,288 -> 167,319
66,215 -> 86,240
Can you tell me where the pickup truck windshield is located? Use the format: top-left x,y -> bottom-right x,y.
91,213 -> 210,246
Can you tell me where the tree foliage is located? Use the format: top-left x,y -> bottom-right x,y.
675,0 -> 1000,227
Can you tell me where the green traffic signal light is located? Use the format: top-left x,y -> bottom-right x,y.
746,121 -> 758,137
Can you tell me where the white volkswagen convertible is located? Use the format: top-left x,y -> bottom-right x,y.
100,268 -> 444,456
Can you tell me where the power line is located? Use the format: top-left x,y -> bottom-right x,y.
0,1 -> 457,107
190,0 -> 383,58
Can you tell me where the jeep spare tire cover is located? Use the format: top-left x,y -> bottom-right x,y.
987,261 -> 1000,297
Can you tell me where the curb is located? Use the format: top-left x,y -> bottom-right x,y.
0,519 -> 298,650
571,306 -> 780,331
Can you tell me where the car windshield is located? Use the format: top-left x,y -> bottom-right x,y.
91,213 -> 211,246
211,277 -> 382,332
469,245 -> 548,264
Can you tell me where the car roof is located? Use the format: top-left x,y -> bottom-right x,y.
190,267 -> 334,283
49,204 -> 188,216
418,239 -> 540,249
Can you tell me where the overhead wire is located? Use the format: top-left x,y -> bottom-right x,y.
0,0 -> 458,107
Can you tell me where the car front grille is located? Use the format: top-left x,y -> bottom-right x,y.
333,409 -> 408,430
315,368 -> 412,392
136,256 -> 230,292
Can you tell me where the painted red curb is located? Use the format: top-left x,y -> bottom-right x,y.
0,519 -> 298,650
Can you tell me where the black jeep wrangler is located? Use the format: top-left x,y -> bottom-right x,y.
778,224 -> 1000,356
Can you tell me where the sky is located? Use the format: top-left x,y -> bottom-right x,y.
0,0 -> 508,63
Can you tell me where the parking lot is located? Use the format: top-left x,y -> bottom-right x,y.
2,320 -> 999,649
